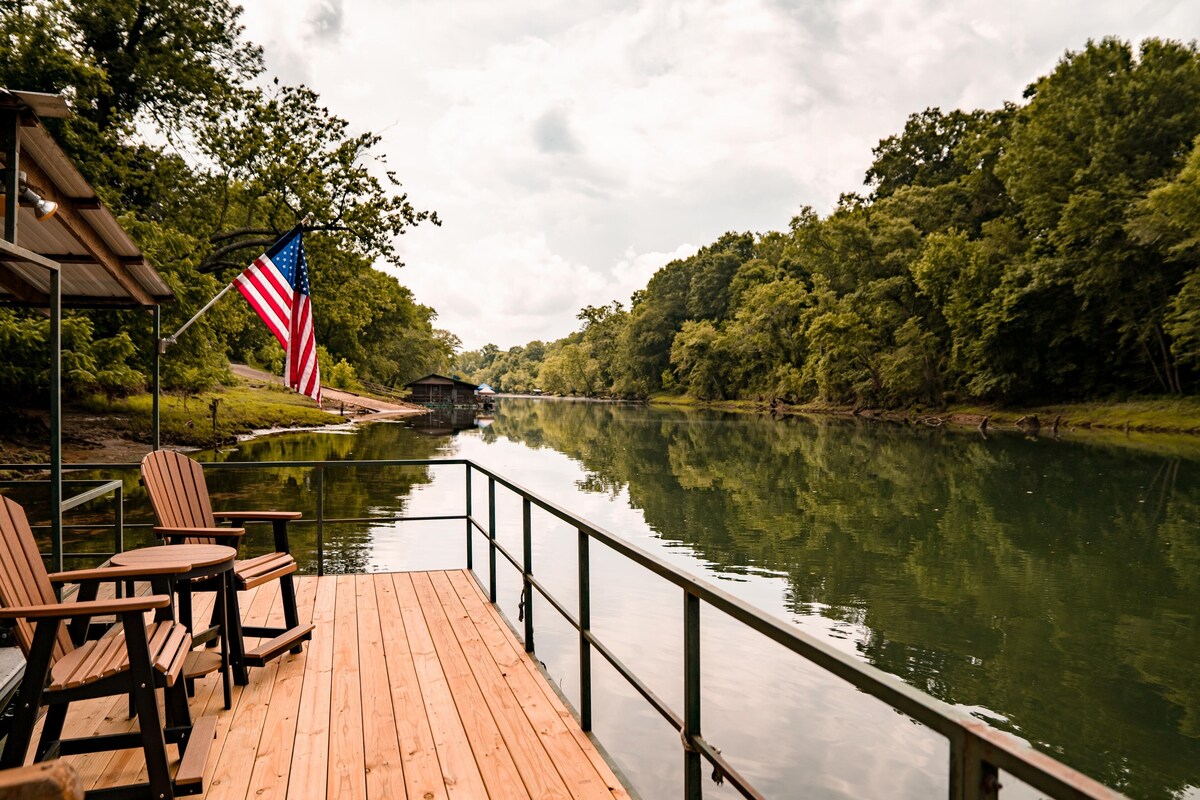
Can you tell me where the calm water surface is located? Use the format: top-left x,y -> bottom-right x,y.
52,399 -> 1200,799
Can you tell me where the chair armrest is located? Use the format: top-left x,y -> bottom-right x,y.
153,526 -> 245,540
0,595 -> 171,620
48,563 -> 192,584
213,511 -> 302,522
0,762 -> 82,800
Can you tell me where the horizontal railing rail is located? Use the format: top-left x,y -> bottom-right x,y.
0,478 -> 124,564
0,458 -> 1125,800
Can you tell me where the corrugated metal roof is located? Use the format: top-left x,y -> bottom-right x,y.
0,91 -> 173,308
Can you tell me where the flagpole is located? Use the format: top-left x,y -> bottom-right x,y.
159,281 -> 235,353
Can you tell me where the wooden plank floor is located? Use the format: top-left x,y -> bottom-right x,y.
37,571 -> 632,800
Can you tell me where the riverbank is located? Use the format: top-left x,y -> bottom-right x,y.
648,394 -> 1200,435
0,376 -> 427,466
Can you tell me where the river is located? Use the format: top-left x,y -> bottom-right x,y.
52,398 -> 1200,799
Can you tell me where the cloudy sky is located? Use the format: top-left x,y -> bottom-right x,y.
238,0 -> 1200,351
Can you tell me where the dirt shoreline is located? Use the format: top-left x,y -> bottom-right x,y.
644,395 -> 1200,436
1,386 -> 427,468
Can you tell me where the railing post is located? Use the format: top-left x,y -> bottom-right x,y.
949,733 -> 1001,800
522,497 -> 533,652
151,304 -> 161,451
488,477 -> 497,603
315,464 -> 325,577
465,464 -> 473,570
684,590 -> 702,800
49,267 -> 62,578
115,482 -> 124,555
578,528 -> 592,731
115,481 -> 124,598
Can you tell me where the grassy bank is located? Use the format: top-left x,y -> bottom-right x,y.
79,381 -> 336,447
648,394 -> 1200,435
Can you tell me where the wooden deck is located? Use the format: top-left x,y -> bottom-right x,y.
31,571 -> 632,800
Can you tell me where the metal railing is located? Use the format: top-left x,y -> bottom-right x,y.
0,478 -> 124,565
0,458 -> 1125,800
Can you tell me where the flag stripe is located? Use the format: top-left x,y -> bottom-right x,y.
234,280 -> 290,347
236,257 -> 293,326
294,298 -> 319,397
233,257 -> 294,345
234,227 -> 322,405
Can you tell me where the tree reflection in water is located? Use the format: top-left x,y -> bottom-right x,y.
478,399 -> 1200,799
51,402 -> 1197,798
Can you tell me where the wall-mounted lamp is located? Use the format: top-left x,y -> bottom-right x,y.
0,169 -> 58,221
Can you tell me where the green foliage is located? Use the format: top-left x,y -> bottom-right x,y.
327,358 -> 358,391
0,0 -> 444,405
1166,269 -> 1200,369
91,331 -> 146,399
459,36 -> 1200,408
65,0 -> 263,133
669,320 -> 726,399
0,310 -> 144,401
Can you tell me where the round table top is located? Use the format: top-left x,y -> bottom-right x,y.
111,544 -> 237,571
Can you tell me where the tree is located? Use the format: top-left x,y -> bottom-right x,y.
866,108 -> 975,199
67,0 -> 263,133
0,1 -> 445,401
1130,133 -> 1200,379
669,320 -> 726,399
197,84 -> 439,274
997,37 -> 1200,395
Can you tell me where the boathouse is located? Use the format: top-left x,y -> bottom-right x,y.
404,373 -> 479,407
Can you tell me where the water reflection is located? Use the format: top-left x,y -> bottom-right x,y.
32,400 -> 1200,798
474,400 -> 1200,799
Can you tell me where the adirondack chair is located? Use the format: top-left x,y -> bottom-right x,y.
140,451 -> 314,673
0,495 -> 216,800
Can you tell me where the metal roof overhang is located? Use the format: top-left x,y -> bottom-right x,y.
0,90 -> 173,577
0,90 -> 174,309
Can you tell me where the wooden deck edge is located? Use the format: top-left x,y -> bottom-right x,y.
459,569 -> 643,800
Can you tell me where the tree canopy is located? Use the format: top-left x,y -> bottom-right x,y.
0,0 -> 449,404
459,37 -> 1200,408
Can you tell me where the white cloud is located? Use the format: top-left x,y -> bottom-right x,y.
238,0 -> 1200,349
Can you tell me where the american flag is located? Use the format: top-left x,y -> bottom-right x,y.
233,226 -> 322,404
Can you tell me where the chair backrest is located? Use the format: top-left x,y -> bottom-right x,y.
0,496 -> 74,663
140,451 -> 219,544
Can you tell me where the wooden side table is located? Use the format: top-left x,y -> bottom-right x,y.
110,544 -> 241,709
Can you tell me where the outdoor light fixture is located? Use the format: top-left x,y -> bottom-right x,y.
19,184 -> 57,220
0,169 -> 58,221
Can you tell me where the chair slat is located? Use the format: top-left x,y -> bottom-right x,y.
0,496 -> 73,662
237,554 -> 295,580
143,451 -> 219,543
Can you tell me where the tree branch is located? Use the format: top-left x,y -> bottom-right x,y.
208,224 -> 350,245
209,227 -> 278,243
201,237 -> 278,271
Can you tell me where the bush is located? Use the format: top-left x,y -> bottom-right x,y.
328,358 -> 357,390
